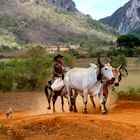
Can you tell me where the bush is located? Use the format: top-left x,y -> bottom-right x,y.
16,46 -> 53,91
117,34 -> 140,48
0,67 -> 13,92
117,91 -> 140,101
128,87 -> 140,94
63,52 -> 74,68
0,45 -> 11,51
0,46 -> 53,91
69,49 -> 79,58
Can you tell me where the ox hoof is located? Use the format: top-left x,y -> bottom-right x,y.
47,107 -> 51,110
74,108 -> 78,113
102,111 -> 107,115
74,109 -> 78,113
93,105 -> 96,108
69,106 -> 73,112
83,110 -> 87,114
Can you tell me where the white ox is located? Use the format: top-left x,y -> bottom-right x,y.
64,58 -> 115,114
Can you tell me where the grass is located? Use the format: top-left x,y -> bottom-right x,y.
117,71 -> 140,91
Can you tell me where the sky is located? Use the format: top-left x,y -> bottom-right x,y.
74,0 -> 129,20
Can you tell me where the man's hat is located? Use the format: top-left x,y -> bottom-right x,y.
54,54 -> 64,61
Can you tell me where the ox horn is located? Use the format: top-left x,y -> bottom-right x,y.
97,57 -> 104,67
118,64 -> 123,69
118,64 -> 128,77
108,57 -> 112,65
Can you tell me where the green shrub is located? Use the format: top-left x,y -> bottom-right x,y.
0,68 -> 13,92
117,34 -> 140,48
128,87 -> 136,94
0,45 -> 11,51
63,52 -> 74,68
117,91 -> 140,101
0,45 -> 53,91
128,86 -> 140,94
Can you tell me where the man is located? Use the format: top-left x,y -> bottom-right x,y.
52,54 -> 64,79
48,54 -> 64,87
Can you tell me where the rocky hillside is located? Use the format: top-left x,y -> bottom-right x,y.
100,0 -> 140,35
19,0 -> 76,11
0,0 -> 117,47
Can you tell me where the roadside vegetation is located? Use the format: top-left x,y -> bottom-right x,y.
0,45 -> 73,92
112,87 -> 140,101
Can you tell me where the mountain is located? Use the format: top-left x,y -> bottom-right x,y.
0,0 -> 117,47
100,0 -> 140,35
19,0 -> 76,12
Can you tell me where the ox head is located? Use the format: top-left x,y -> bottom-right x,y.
97,57 -> 115,84
113,64 -> 128,87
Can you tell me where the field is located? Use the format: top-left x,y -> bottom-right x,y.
0,57 -> 140,140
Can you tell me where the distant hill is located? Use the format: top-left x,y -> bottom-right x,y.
100,0 -> 140,37
0,0 -> 117,48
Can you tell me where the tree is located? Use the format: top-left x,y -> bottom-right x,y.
116,34 -> 140,48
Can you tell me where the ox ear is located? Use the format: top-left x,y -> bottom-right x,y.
120,68 -> 128,77
97,57 -> 104,67
90,63 -> 97,68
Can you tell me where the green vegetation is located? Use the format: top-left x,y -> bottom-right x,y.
70,46 -> 140,59
86,15 -> 117,35
0,14 -> 29,48
0,0 -> 118,48
116,34 -> 140,48
0,46 -> 52,91
0,45 -> 74,92
116,87 -> 140,101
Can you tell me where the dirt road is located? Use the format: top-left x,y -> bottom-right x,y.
0,93 -> 140,140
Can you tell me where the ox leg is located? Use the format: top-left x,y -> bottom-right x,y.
73,90 -> 78,112
47,92 -> 51,110
90,95 -> 96,108
98,91 -> 107,115
61,96 -> 65,112
83,91 -> 88,114
103,94 -> 108,113
67,88 -> 73,112
103,83 -> 109,113
52,93 -> 58,113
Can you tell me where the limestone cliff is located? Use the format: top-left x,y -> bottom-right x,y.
100,0 -> 140,34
